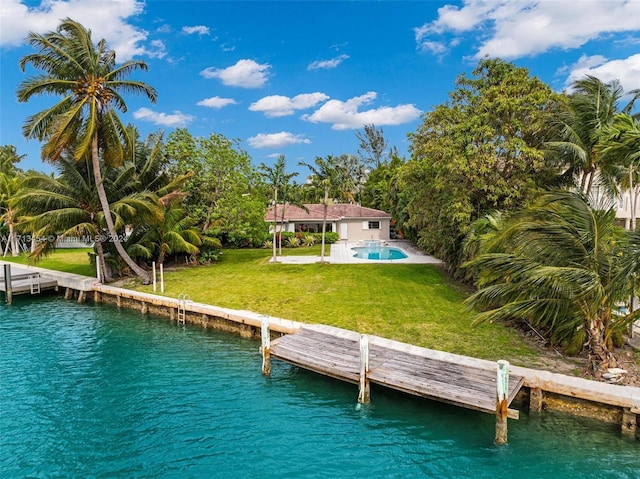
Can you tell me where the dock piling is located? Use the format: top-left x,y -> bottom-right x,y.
495,360 -> 510,445
261,315 -> 271,376
3,264 -> 12,304
358,334 -> 370,403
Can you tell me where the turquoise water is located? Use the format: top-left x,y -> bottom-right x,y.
1,296 -> 638,478
352,246 -> 408,260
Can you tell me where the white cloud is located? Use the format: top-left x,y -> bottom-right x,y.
303,92 -> 422,130
182,25 -> 209,35
197,97 -> 238,108
0,0 -> 151,61
415,0 -> 640,59
247,132 -> 311,149
200,59 -> 271,88
564,54 -> 640,92
133,107 -> 194,127
249,93 -> 329,118
308,54 -> 350,70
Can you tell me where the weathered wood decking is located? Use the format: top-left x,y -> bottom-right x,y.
270,324 -> 524,418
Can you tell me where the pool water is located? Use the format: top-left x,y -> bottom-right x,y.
1,296 -> 638,478
352,246 -> 408,260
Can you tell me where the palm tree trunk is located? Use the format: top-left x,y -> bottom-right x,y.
320,188 -> 328,263
586,317 -> 617,374
8,220 -> 19,256
92,136 -> 151,284
272,202 -> 278,262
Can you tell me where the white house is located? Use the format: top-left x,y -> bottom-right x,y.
265,203 -> 393,241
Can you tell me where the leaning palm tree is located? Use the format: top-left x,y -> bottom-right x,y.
464,190 -> 636,374
16,19 -> 157,283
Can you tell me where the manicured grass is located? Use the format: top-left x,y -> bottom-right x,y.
2,248 -> 95,277
126,249 -> 543,365
6,247 -> 545,366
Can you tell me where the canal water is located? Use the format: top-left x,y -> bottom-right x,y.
1,296 -> 637,478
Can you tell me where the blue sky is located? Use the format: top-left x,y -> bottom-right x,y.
1,0 -> 640,176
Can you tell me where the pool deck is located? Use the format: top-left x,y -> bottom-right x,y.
275,240 -> 443,265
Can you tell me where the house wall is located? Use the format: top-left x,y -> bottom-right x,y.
346,219 -> 390,241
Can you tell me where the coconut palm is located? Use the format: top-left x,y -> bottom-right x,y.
17,19 -> 157,283
597,113 -> 640,229
299,156 -> 343,262
464,190 -> 637,374
15,155 -> 161,281
546,75 -> 637,195
259,155 -> 298,262
0,171 -> 24,256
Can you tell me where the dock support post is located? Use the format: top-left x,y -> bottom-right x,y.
530,387 -> 543,412
261,316 -> 271,376
621,408 -> 637,436
358,334 -> 370,403
77,290 -> 86,303
64,287 -> 72,300
3,264 -> 12,304
495,360 -> 509,445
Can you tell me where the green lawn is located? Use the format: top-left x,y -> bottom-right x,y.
2,248 -> 95,277
5,247 -> 545,366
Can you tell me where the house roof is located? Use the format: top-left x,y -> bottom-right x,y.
265,203 -> 392,222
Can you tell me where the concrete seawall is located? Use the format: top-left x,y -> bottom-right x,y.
3,262 -> 638,439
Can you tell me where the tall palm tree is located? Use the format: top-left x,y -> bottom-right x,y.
16,19 -> 157,283
259,155 -> 298,262
0,171 -> 24,257
598,113 -> 640,229
464,190 -> 636,374
299,156 -> 343,263
546,75 -> 637,195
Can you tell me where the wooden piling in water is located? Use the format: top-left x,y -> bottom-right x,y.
3,264 -> 12,304
495,360 -> 509,445
358,334 -> 370,403
530,387 -> 543,412
261,316 -> 271,376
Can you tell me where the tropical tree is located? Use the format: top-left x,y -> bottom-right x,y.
464,190 -> 637,374
0,171 -> 24,257
546,75 -> 638,195
259,155 -> 298,262
402,58 -> 562,274
17,18 -> 157,283
597,113 -> 640,229
299,156 -> 343,262
357,124 -> 388,169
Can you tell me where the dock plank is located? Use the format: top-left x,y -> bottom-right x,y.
270,325 -> 525,417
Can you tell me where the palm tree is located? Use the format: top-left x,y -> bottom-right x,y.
16,19 -> 157,283
0,171 -> 24,257
259,155 -> 298,262
299,156 -> 343,262
15,156 -> 161,281
546,75 -> 637,195
597,113 -> 640,229
464,190 -> 636,374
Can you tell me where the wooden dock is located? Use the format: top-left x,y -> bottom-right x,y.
269,324 -> 524,419
1,263 -> 58,302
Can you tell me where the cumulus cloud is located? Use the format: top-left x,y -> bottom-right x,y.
182,25 -> 209,35
133,107 -> 194,127
564,54 -> 640,92
415,0 -> 640,59
247,132 -> 311,149
303,92 -> 421,130
200,59 -> 271,88
308,54 -> 350,70
249,93 -> 329,118
197,97 -> 238,108
0,0 -> 152,61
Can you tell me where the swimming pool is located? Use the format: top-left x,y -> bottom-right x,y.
1,297 -> 638,478
352,240 -> 409,260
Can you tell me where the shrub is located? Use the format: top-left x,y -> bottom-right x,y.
286,236 -> 301,247
302,235 -> 315,246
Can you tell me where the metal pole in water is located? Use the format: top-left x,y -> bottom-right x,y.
358,334 -> 371,403
3,264 -> 12,304
495,360 -> 509,445
261,315 -> 271,376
